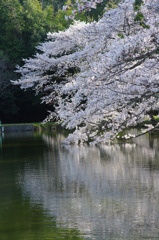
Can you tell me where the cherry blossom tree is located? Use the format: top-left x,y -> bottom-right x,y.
13,0 -> 159,144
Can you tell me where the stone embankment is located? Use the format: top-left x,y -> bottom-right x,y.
1,124 -> 34,132
0,123 -> 60,133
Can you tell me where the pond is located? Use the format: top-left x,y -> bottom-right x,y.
0,129 -> 159,240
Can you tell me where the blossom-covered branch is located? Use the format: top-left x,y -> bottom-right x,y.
13,0 -> 159,144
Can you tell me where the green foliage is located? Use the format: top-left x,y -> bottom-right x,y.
105,0 -> 120,10
134,12 -> 150,29
139,22 -> 150,29
134,2 -> 150,30
0,0 -> 24,62
134,0 -> 143,11
0,0 -> 54,123
52,0 -> 68,12
20,0 -> 52,58
134,12 -> 144,22
0,0 -> 70,63
134,12 -> 144,21
117,33 -> 124,38
66,0 -> 120,22
39,0 -> 67,12
52,10 -> 73,31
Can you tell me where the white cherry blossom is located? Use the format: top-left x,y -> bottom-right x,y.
13,0 -> 159,144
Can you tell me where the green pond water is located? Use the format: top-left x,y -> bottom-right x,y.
0,130 -> 159,240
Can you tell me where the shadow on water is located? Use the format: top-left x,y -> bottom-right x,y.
0,131 -> 84,240
1,130 -> 159,239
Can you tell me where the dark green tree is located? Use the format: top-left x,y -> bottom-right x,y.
0,0 -> 55,123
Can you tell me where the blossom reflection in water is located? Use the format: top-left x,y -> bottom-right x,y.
17,131 -> 159,240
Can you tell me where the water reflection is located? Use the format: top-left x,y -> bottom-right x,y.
17,131 -> 159,240
0,132 -> 4,149
0,132 -> 84,240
